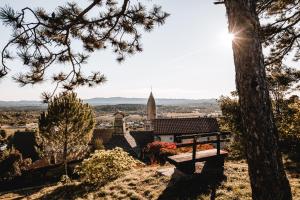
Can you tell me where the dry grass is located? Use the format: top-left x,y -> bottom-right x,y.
213,161 -> 252,200
96,166 -> 170,200
0,160 -> 299,200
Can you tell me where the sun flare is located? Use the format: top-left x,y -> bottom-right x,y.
227,33 -> 235,41
218,31 -> 236,46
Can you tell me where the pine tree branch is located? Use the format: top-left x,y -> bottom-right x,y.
0,0 -> 169,100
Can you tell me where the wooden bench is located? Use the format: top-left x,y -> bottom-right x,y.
167,132 -> 231,174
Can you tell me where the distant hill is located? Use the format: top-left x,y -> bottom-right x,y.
0,97 -> 218,107
0,100 -> 45,107
84,97 -> 217,106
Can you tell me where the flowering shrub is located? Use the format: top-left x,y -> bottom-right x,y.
177,144 -> 214,153
198,144 -> 214,150
146,141 -> 176,153
75,147 -> 140,185
145,141 -> 177,164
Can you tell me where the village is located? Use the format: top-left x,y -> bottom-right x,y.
0,91 -> 236,199
0,92 -> 223,162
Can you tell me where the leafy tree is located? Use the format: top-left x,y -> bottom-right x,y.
276,96 -> 300,159
219,64 -> 300,162
218,96 -> 245,160
220,94 -> 300,159
39,92 -> 95,175
266,64 -> 300,117
0,1 -> 169,100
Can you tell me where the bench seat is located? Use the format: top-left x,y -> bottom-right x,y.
167,149 -> 228,165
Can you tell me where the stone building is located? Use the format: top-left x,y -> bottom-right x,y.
113,110 -> 126,135
91,110 -> 138,157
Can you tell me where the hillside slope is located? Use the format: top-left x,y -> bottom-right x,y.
0,161 -> 299,200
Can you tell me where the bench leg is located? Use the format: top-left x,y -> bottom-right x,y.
177,163 -> 195,174
202,157 -> 225,175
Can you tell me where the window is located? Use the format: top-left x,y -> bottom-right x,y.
154,136 -> 161,141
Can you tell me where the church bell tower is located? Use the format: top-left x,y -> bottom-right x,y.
145,92 -> 156,130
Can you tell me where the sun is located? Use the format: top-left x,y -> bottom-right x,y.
222,32 -> 235,42
218,31 -> 236,46
227,33 -> 235,41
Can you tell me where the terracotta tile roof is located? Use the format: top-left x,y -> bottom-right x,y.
153,117 -> 219,135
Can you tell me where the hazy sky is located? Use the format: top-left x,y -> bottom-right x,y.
0,0 -> 236,100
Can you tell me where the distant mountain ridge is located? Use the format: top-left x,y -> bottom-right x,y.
0,97 -> 217,107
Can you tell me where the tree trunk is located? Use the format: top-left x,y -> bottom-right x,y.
63,124 -> 68,176
224,1 -> 292,200
63,138 -> 68,176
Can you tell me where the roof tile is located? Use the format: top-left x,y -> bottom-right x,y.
153,117 -> 219,135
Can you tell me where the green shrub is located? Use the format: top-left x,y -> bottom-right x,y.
218,96 -> 245,160
218,95 -> 300,160
0,149 -> 22,180
10,131 -> 40,161
75,147 -> 140,185
0,149 -> 9,162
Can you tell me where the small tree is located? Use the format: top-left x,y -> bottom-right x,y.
39,92 -> 94,176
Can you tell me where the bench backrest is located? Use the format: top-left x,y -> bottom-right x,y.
175,132 -> 231,162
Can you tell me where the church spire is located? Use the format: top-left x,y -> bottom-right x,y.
147,91 -> 156,121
